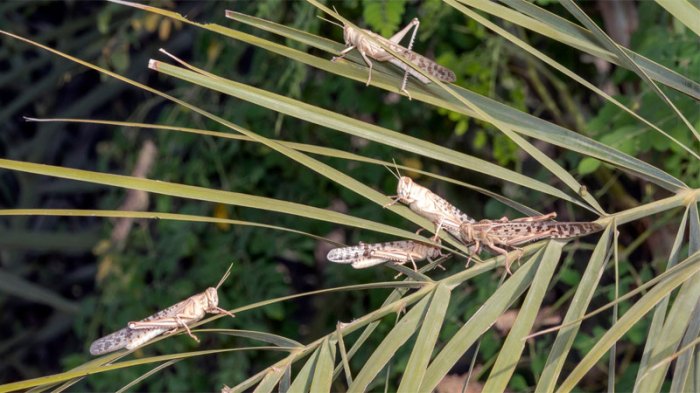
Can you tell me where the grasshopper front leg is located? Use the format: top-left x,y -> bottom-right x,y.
335,44 -> 357,60
334,44 -> 376,87
383,195 -> 401,208
210,307 -> 235,318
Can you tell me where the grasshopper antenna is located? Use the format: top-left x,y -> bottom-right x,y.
383,162 -> 400,180
316,15 -> 343,29
392,158 -> 403,178
317,6 -> 344,29
216,263 -> 234,289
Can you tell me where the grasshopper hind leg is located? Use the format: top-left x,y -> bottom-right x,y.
400,68 -> 412,100
213,307 -> 235,318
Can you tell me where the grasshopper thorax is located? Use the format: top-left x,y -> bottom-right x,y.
204,287 -> 219,309
460,222 -> 474,241
397,176 -> 416,203
343,24 -> 358,47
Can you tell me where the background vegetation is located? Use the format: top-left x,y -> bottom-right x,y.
0,0 -> 699,392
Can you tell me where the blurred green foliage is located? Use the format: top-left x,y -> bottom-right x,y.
362,0 -> 406,37
578,2 -> 700,186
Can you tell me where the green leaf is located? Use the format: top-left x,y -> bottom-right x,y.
663,204 -> 700,392
0,270 -> 79,314
287,349 -> 319,393
484,240 -> 562,391
636,207 -> 700,392
634,208 -> 690,387
362,0 -> 406,37
309,338 -> 336,393
420,245 -> 558,391
493,0 -> 700,100
577,157 -> 601,176
536,225 -> 614,392
258,1 -> 687,192
252,367 -> 286,393
113,1 -> 689,193
0,158 -> 431,244
397,284 -> 451,393
348,294 -> 431,393
559,251 -> 700,391
558,0 -> 700,144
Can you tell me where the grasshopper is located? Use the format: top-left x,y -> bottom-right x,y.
327,239 -> 444,270
331,17 -> 456,98
459,212 -> 603,273
384,171 -> 475,241
89,264 -> 236,355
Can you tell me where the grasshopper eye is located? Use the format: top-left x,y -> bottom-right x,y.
398,177 -> 412,195
206,288 -> 219,306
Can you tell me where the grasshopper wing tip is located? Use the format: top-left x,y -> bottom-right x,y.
89,340 -> 110,356
326,248 -> 351,263
89,330 -> 128,355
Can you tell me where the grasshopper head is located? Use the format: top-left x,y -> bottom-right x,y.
459,222 -> 473,242
428,246 -> 442,259
204,287 -> 219,308
397,176 -> 416,203
427,239 -> 443,259
342,24 -> 355,47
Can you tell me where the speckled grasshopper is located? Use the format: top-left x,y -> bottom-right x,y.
89,264 -> 235,355
384,167 -> 475,241
327,239 -> 444,270
459,213 -> 602,273
330,17 -> 456,98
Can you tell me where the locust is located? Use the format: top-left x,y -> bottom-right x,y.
385,172 -> 475,242
330,17 -> 456,98
89,264 -> 235,355
459,212 -> 603,273
327,239 -> 444,270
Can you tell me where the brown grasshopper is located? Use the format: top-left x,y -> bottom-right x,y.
330,17 -> 456,98
89,264 -> 235,355
459,212 -> 603,273
327,239 -> 444,270
385,172 -> 475,242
